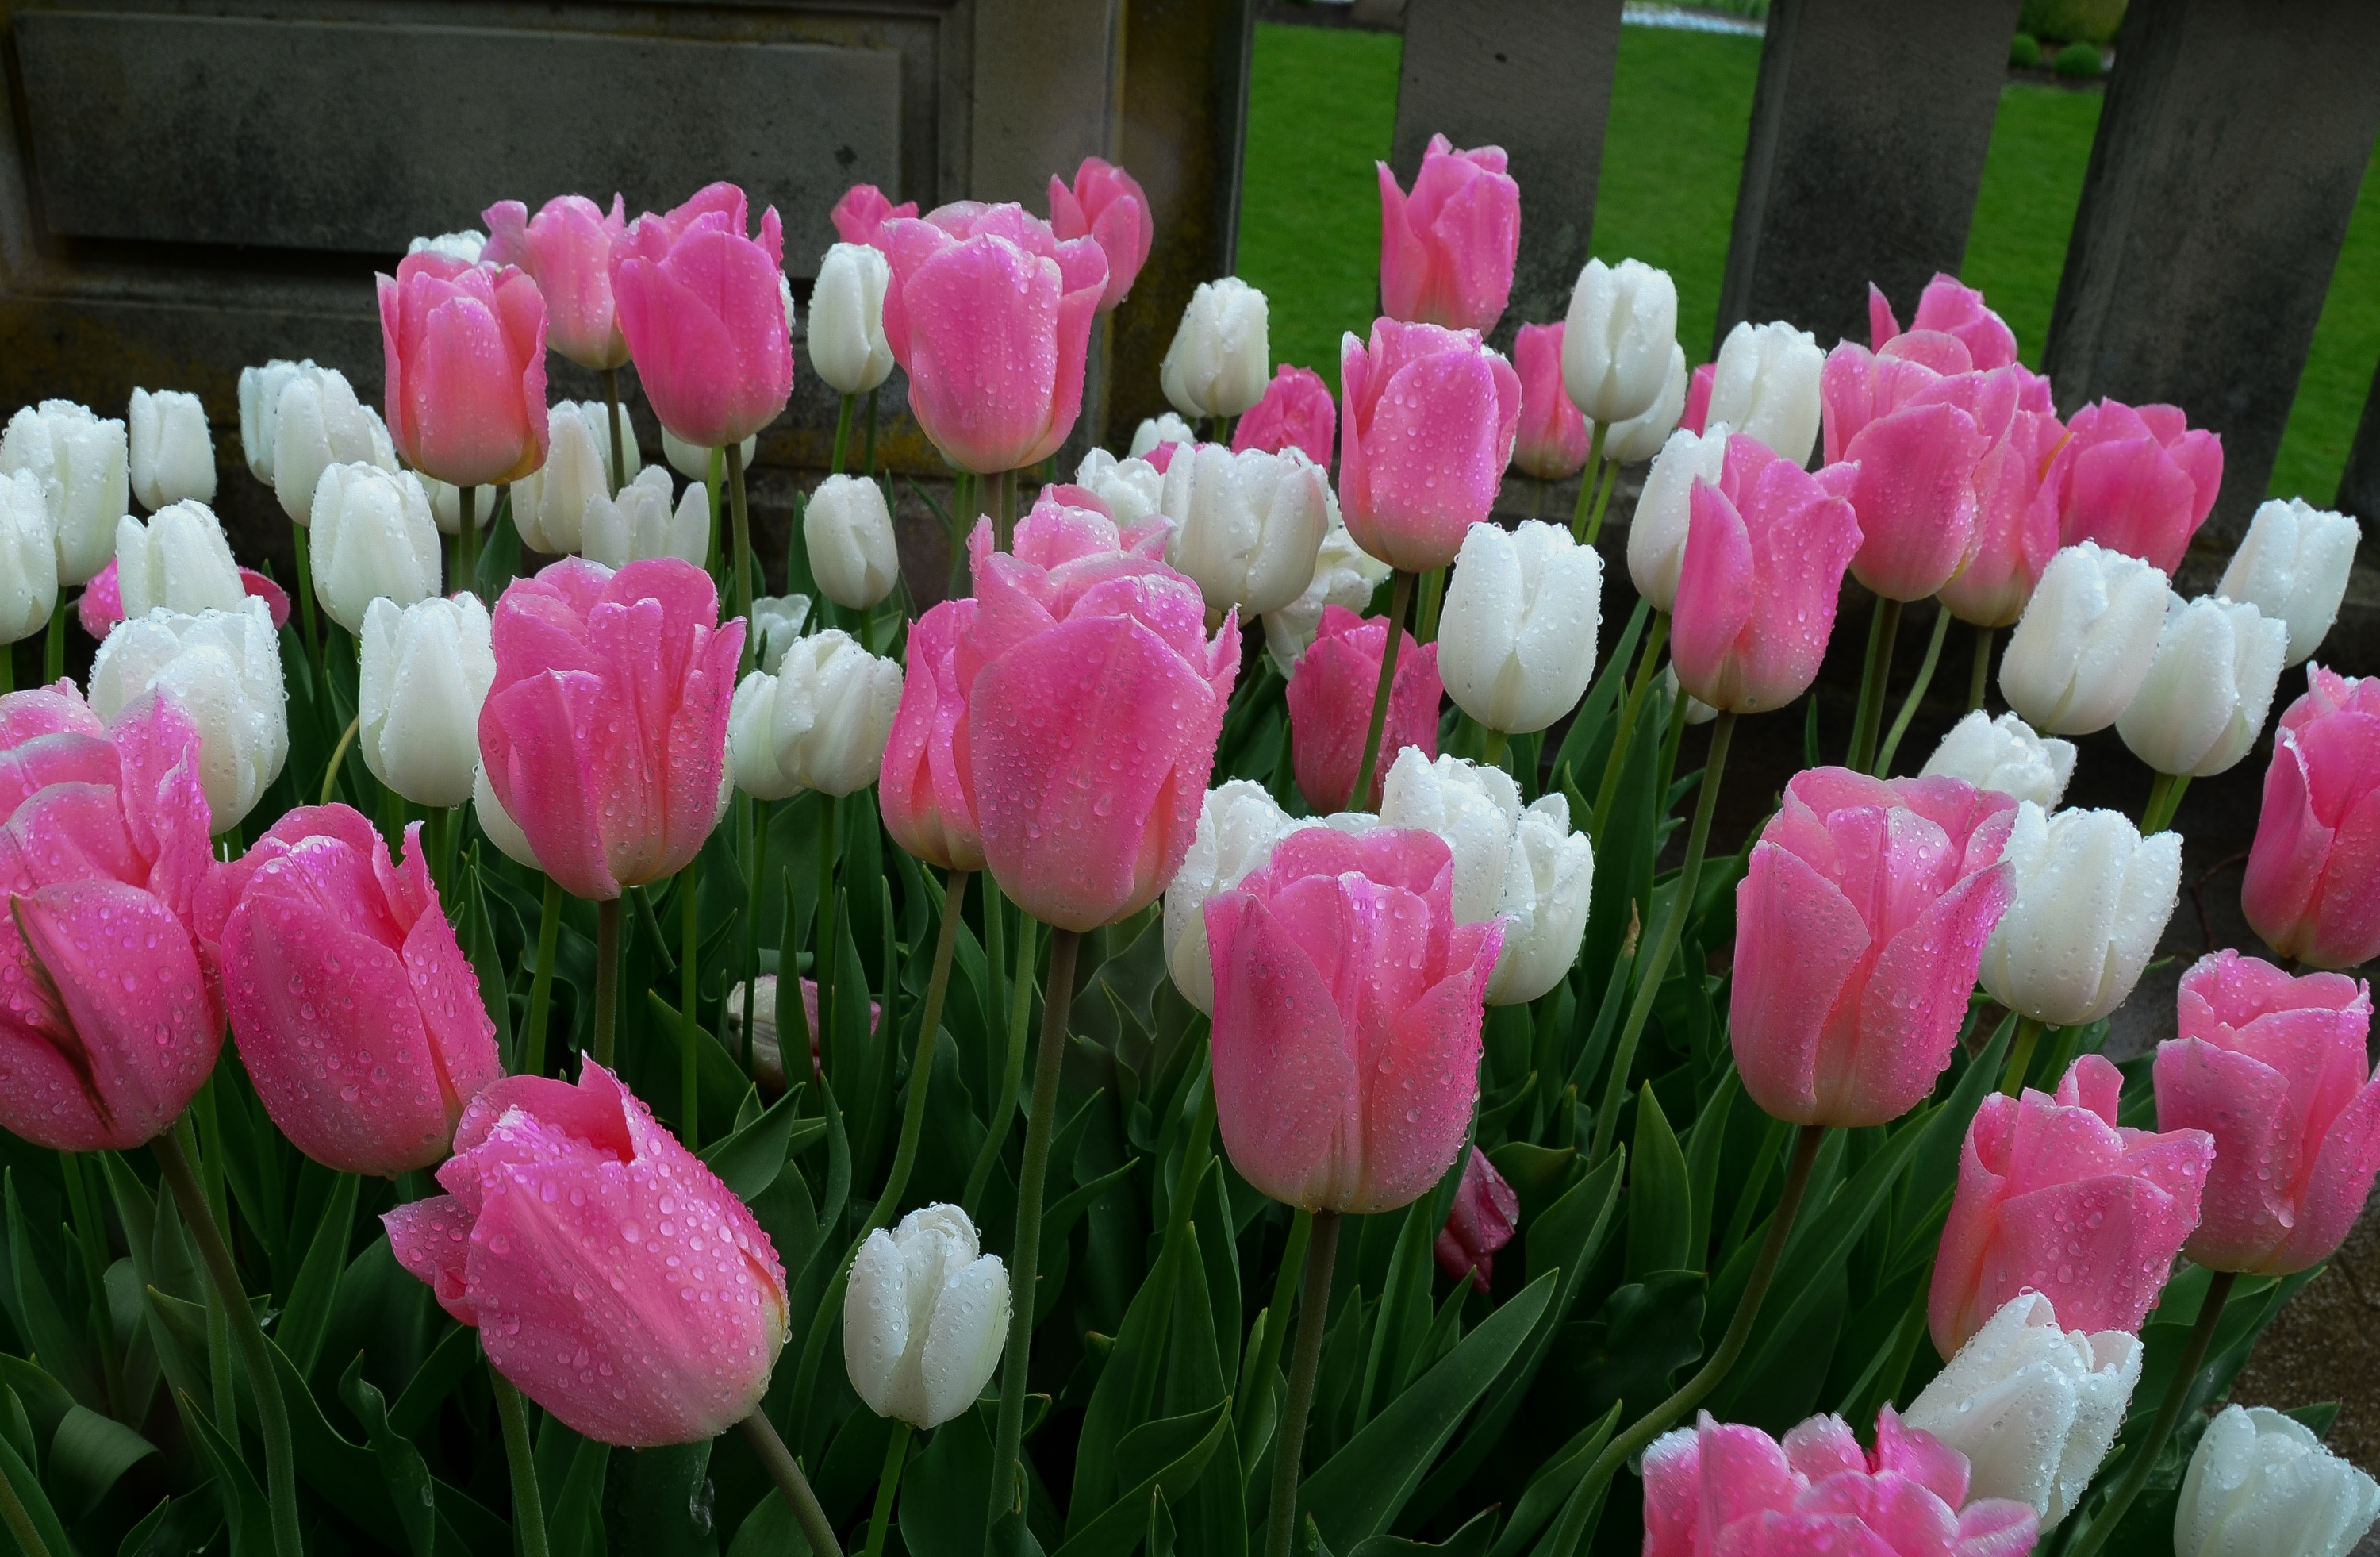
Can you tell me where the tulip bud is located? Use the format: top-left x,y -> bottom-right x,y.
1919,709 -> 2075,809
127,388 -> 217,510
1998,542 -> 2170,735
269,366 -> 396,525
1976,802 -> 2180,1027
1263,517 -> 1392,677
1434,1147 -> 1518,1290
808,242 -> 897,394
725,975 -> 879,1090
2177,1406 -> 2380,1557
1602,342 -> 1689,464
1562,257 -> 1679,424
1130,413 -> 1196,461
1164,781 -> 1315,1016
116,501 -> 246,621
1705,320 -> 1824,466
1377,136 -> 1520,333
2117,592 -> 2287,778
1073,448 -> 1168,526
359,594 -> 495,808
805,475 -> 901,610
1161,278 -> 1270,420
845,1203 -> 1011,1430
407,229 -> 486,263
309,464 -> 442,630
515,400 -> 642,555
237,359 -> 306,484
1627,421 -> 1729,613
0,471 -> 56,643
1287,605 -> 1441,813
90,598 -> 288,832
662,426 -> 754,483
584,467 -> 707,570
0,400 -> 129,585
1159,443 -> 1330,617
2218,497 -> 2359,667
730,630 -> 900,800
1232,365 -> 1336,468
2244,667 -> 2380,968
751,594 -> 810,675
1438,519 -> 1601,736
1511,323 -> 1589,481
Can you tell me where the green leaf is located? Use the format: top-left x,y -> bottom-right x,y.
1069,1237 -> 1184,1532
1548,1270 -> 1707,1428
1624,1085 -> 1689,1281
340,1353 -> 436,1557
274,1169 -> 357,1380
1350,1505 -> 1498,1557
0,1401 -> 71,1557
546,1430 -> 612,1557
900,1402 -> 994,1557
176,1387 -> 271,1557
46,1401 -> 158,1520
6,1171 -> 101,1410
117,1485 -> 225,1557
465,848 -> 516,1071
607,1437 -> 714,1557
697,1082 -> 811,1203
729,1487 -> 809,1557
0,1355 -> 75,1450
388,1321 -> 479,1440
1050,1400 -> 1232,1557
1488,1407 -> 1619,1557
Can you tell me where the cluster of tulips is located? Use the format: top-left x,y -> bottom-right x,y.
0,125 -> 2373,1557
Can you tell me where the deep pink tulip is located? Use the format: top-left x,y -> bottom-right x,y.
1048,156 -> 1153,313
1510,321 -> 1589,481
1434,1146 -> 1518,1290
483,193 -> 630,371
879,204 -> 1107,476
1733,768 -> 2016,1129
1232,365 -> 1337,468
610,183 -> 791,450
831,183 -> 916,249
378,252 -> 550,487
77,558 -> 289,639
1207,827 -> 1503,1214
0,690 -> 219,1151
957,492 -> 1235,932
2242,666 -> 2380,968
478,557 -> 742,902
1937,371 -> 2065,628
1931,1054 -> 2213,1357
1339,318 -> 1522,573
2158,950 -> 2380,1275
1679,361 -> 1714,437
1286,604 -> 1441,813
1376,134 -> 1520,334
879,597 -> 985,874
1671,434 -> 1863,713
1644,1407 -> 2039,1557
2037,398 -> 2222,575
1869,273 -> 2020,372
384,1062 -> 788,1447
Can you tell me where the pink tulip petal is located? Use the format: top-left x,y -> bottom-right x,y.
1871,1405 -> 1970,1509
384,1194 -> 477,1323
1207,891 -> 1361,1209
1733,843 -> 1871,1124
1953,1500 -> 2044,1557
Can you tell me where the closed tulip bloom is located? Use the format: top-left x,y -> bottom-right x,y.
1286,603 -> 1440,813
2219,497 -> 2359,667
1207,827 -> 1501,1213
513,400 -> 642,556
1130,413 -> 1196,462
78,557 -> 286,641
115,500 -> 245,621
1338,318 -> 1522,572
1164,781 -> 1315,1016
378,252 -> 551,487
1871,273 -> 2021,371
2244,667 -> 2380,967
1377,135 -> 1520,334
2117,592 -> 2287,778
2157,951 -> 2380,1274
1931,1054 -> 2213,1356
385,1063 -> 789,1447
845,1203 -> 1011,1429
612,186 -> 793,451
1998,542 -> 2171,734
2041,398 -> 2222,575
1264,516 -> 1392,677
1232,365 -> 1336,468
90,599 -> 287,832
750,594 -> 809,675
482,193 -> 629,371
1438,518 -> 1601,736
879,598 -> 981,873
582,467 -> 708,570
237,359 -> 305,484
0,690 -> 219,1151
309,464 -> 442,630
2177,1405 -> 2380,1557
730,630 -> 900,800
1671,434 -> 1863,713
1561,258 -> 1679,425
1706,319 -> 1825,466
808,242 -> 897,395
1161,277 -> 1271,421
832,184 -> 916,249
267,366 -> 397,525
724,975 -> 880,1090
127,388 -> 215,510
1937,376 -> 2064,628
479,558 -> 742,900
1818,331 -> 1970,464
1920,709 -> 2076,809
359,594 -> 495,808
805,474 -> 901,610
1049,156 -> 1153,313
1160,442 -> 1331,617
1072,448 -> 1167,527
1841,387 -> 1994,603
1511,322 -> 1589,480
0,472 -> 56,644
1602,342 -> 1688,464
0,400 -> 128,585
1627,421 -> 1729,613
1434,1147 -> 1518,1290
1977,802 -> 2181,1027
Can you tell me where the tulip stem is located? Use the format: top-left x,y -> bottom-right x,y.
1480,727 -> 1508,771
1570,423 -> 1607,544
1848,596 -> 1902,775
154,1122 -> 304,1557
1968,623 -> 1994,713
862,1419 -> 912,1557
992,467 -> 1019,554
593,896 -> 622,1068
1589,709 -> 1734,1166
1590,610 -> 1672,844
741,798 -> 770,1075
40,594 -> 63,683
1349,570 -> 1417,812
2067,1268 -> 2238,1557
1875,605 -> 1952,777
1416,567 -> 1445,645
1583,457 -> 1622,547
489,1362 -> 551,1557
321,713 -> 359,806
740,1409 -> 846,1557
459,484 -> 479,600
990,926 -> 1081,1536
831,394 -> 855,477
525,875 -> 562,1078
865,388 -> 881,487
681,860 -> 701,1149
964,901 -> 1035,1218
1263,1208 -> 1342,1557
601,367 -> 627,500
2001,1016 -> 2046,1097
727,442 -> 756,676
0,644 -> 11,695
866,869 -> 970,1236
2142,771 -> 2190,836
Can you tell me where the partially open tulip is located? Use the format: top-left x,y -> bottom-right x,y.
1438,518 -> 1601,736
128,388 -> 215,510
582,468 -> 707,570
1602,342 -> 1689,464
1073,448 -> 1167,526
1818,331 -> 1969,463
2219,497 -> 2359,667
1161,277 -> 1270,421
1164,780 -> 1314,1016
1706,319 -> 1824,466
1377,135 -> 1519,335
729,630 -> 900,800
1561,258 -> 1678,425
2158,951 -> 2380,1274
1207,826 -> 1501,1213
612,184 -> 793,452
879,598 -> 981,872
1920,709 -> 2076,810
804,475 -> 901,610
2118,592 -> 2287,778
0,400 -> 128,585
1977,803 -> 2180,1027
1338,318 -> 1522,573
1130,413 -> 1196,462
0,473 -> 55,644
1049,156 -> 1152,313
832,184 -> 916,249
90,599 -> 287,832
1160,441 -> 1332,617
1264,515 -> 1391,677
1511,322 -> 1589,480
808,242 -> 897,396
483,194 -> 630,371
385,1063 -> 789,1447
378,251 -> 551,487
1931,1054 -> 2213,1356
846,1203 -> 1010,1429
1998,541 -> 2170,735
0,690 -> 219,1150
1434,1147 -> 1518,1290
1628,422 -> 1729,613
360,594 -> 495,809
513,400 -> 642,556
2244,667 -> 2380,967
2177,1405 -> 2380,1557
1286,603 -> 1440,813
309,464 -> 442,630
2040,398 -> 2222,575
116,501 -> 245,621
478,557 -> 741,900
1871,273 -> 2020,371
1232,365 -> 1336,468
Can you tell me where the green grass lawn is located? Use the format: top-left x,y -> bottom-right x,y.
1237,19 -> 2379,506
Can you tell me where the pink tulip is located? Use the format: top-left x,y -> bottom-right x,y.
2241,666 -> 2380,968
483,193 -> 630,371
0,689 -> 220,1151
880,204 -> 1107,476
383,1062 -> 788,1447
1671,433 -> 1863,713
610,183 -> 792,450
1841,399 -> 1992,602
1510,322 -> 1589,480
1869,273 -> 2020,372
1339,318 -> 1522,572
1679,361 -> 1714,436
1376,134 -> 1521,334
1937,372 -> 2065,628
1207,827 -> 1502,1214
1434,1146 -> 1518,1290
1931,1054 -> 2213,1357
957,490 -> 1234,931
2158,950 -> 2380,1275
1819,332 -> 1973,464
1232,365 -> 1337,468
1733,768 -> 2017,1128
1644,1407 -> 2039,1557
879,597 -> 984,874
378,252 -> 551,487
831,183 -> 917,249
2037,398 -> 2222,575
1286,604 -> 1441,813
1048,156 -> 1153,313
77,557 -> 289,638
478,557 -> 742,902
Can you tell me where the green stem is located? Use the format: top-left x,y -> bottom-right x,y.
1349,571 -> 1416,812
1875,606 -> 1951,777
2142,771 -> 2191,836
601,367 -> 627,500
865,388 -> 880,486
1261,1209 -> 1342,1557
1583,456 -> 1621,547
2065,1269 -> 2238,1557
1591,611 -> 1672,844
1415,566 -> 1446,646
319,714 -> 359,807
861,1419 -> 912,1557
593,896 -> 622,1069
290,525 -> 321,673
40,594 -> 62,683
490,1361 -> 551,1557
1968,622 -> 1994,713
865,870 -> 971,1235
992,467 -> 1019,555
707,448 -> 727,581
741,1410 -> 846,1557
1480,727 -> 1508,771
742,798 -> 770,1075
1570,423 -> 1607,544
524,875 -> 562,1078
831,394 -> 855,477
459,484 -> 478,599
1238,1209 -> 1313,1442
727,442 -> 756,677
1848,595 -> 1902,775
2002,1016 -> 2046,1098
0,643 -> 13,694
681,861 -> 701,1149
963,902 -> 1035,1217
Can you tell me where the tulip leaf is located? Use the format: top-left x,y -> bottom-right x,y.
1893,1012 -> 2012,1268
607,1436 -> 713,1557
1547,1269 -> 1707,1429
1351,1503 -> 1499,1557
698,1081 -> 806,1203
387,1320 -> 479,1440
45,1401 -> 156,1520
1624,1085 -> 1690,1282
1549,597 -> 1648,796
274,1169 -> 356,1382
5,1171 -> 102,1411
1070,1236 -> 1184,1533
1680,1068 -> 1739,1265
117,1484 -> 225,1557
900,1402 -> 995,1557
0,1397 -> 67,1557
1488,1406 -> 1620,1557
176,1386 -> 271,1557
545,1428 -> 612,1557
1051,1399 -> 1232,1557
463,848 -> 516,1071
729,1486 -> 808,1557
263,1326 -> 410,1533
340,1353 -> 436,1557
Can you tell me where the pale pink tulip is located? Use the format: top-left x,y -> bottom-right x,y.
1286,604 -> 1441,813
1937,370 -> 2065,628
1339,318 -> 1522,572
832,183 -> 917,249
1841,395 -> 1992,602
879,597 -> 984,874
483,194 -> 630,370
1377,134 -> 1521,335
1232,365 -> 1337,468
2242,666 -> 2380,968
378,252 -> 550,486
1819,331 -> 1973,464
1869,273 -> 2020,371
1434,1146 -> 1518,1290
77,556 -> 289,638
2038,398 -> 2222,575
1510,322 -> 1589,480
610,183 -> 792,450
1048,156 -> 1153,313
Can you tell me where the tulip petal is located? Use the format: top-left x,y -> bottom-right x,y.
1207,891 -> 1360,1211
1731,842 -> 1870,1124
384,1194 -> 477,1323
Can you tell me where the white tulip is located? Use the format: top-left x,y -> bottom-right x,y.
1658,663 -> 1718,726
90,598 -> 287,832
2117,593 -> 2287,778
731,631 -> 900,799
309,464 -> 440,630
407,230 -> 486,263
1902,1291 -> 2140,1530
805,475 -> 900,610
237,359 -> 308,484
0,400 -> 129,586
1998,543 -> 2171,735
1129,413 -> 1197,461
0,471 -> 56,644
127,389 -> 216,511
1920,710 -> 2076,809
1706,320 -> 1822,467
752,594 -> 812,675
809,242 -> 897,395
473,761 -> 541,871
1627,422 -> 1731,613
1562,258 -> 1679,425
359,594 -> 494,808
424,479 -> 499,537
582,467 -> 707,570
1263,515 -> 1389,677
662,426 -> 754,483
115,502 -> 244,624
1164,781 -> 1317,1015
2177,1405 -> 2380,1557
1074,448 -> 1169,527
1160,443 -> 1330,617
268,367 -> 394,525
1976,802 -> 2180,1027
514,401 -> 641,554
1602,343 -> 1689,465
1439,519 -> 1602,736
2218,498 -> 2359,667
1161,279 -> 1270,420
845,1203 -> 1010,1430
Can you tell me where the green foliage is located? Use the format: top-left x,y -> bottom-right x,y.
2019,0 -> 2125,45
2052,41 -> 2106,78
2009,32 -> 2041,69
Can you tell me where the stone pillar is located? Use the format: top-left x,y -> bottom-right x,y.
2043,0 -> 2380,547
1715,0 -> 2021,357
970,0 -> 1126,207
2338,361 -> 2380,557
